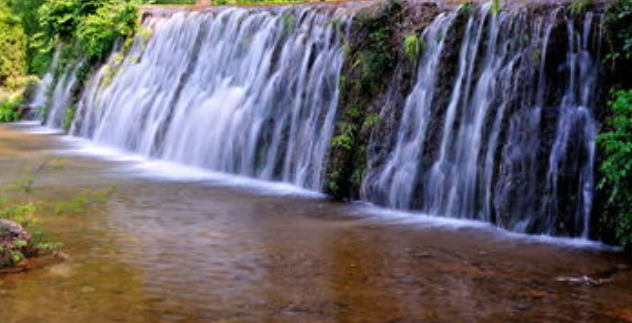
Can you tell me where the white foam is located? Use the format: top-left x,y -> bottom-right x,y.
353,202 -> 620,251
10,121 -> 64,135
126,160 -> 325,198
42,130 -> 324,198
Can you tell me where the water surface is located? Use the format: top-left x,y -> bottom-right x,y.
0,123 -> 631,323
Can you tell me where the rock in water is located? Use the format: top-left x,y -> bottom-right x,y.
0,220 -> 31,249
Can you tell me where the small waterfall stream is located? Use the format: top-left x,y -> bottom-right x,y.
38,2 -> 606,238
27,51 -> 59,117
45,58 -> 81,128
360,11 -> 458,210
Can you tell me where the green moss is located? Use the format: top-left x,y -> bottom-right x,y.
138,25 -> 154,49
403,33 -> 421,61
63,106 -> 75,131
491,0 -> 501,15
362,113 -> 380,130
569,0 -> 590,14
326,0 -> 403,200
281,12 -> 296,33
459,2 -> 476,15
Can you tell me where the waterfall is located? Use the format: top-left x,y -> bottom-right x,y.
45,58 -> 82,128
360,11 -> 458,210
361,5 -> 601,237
27,51 -> 60,118
71,7 -> 348,190
539,12 -> 600,237
41,2 -> 606,238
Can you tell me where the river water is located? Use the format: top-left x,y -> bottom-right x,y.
0,123 -> 631,322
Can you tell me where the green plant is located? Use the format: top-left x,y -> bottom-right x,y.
597,89 -> 632,247
0,159 -> 114,269
330,18 -> 343,35
0,173 -> 43,268
604,0 -> 632,62
403,33 -> 422,61
138,25 -> 154,48
569,0 -> 590,14
63,106 -> 75,130
0,95 -> 22,122
327,0 -> 403,200
54,186 -> 116,215
362,113 -> 380,130
331,122 -> 357,151
76,0 -> 139,61
281,12 -> 296,33
4,0 -> 47,75
491,0 -> 501,15
0,1 -> 27,90
36,0 -> 140,64
460,1 -> 476,15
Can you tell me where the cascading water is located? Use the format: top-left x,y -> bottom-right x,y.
45,59 -> 81,128
27,51 -> 60,118
42,2 -> 606,238
539,12 -> 600,237
361,5 -> 602,237
360,11 -> 458,210
71,7 -> 348,190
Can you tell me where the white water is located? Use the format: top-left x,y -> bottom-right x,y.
45,58 -> 81,128
71,7 -> 348,191
40,3 -> 605,239
360,11 -> 458,209
27,50 -> 61,119
362,6 -> 601,237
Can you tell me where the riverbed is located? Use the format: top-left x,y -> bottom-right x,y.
0,123 -> 630,323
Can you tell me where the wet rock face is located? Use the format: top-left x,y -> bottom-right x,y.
0,220 -> 30,249
325,0 -> 406,200
329,0 -> 606,238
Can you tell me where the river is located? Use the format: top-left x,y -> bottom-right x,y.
0,123 -> 630,322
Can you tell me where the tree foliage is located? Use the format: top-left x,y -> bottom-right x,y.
37,0 -> 140,63
604,0 -> 632,62
0,1 -> 27,91
597,90 -> 632,247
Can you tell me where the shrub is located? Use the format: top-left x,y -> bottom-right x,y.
0,94 -> 23,122
604,0 -> 631,62
597,89 -> 632,246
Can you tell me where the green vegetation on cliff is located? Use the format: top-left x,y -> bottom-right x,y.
597,90 -> 632,247
596,0 -> 632,247
0,0 -> 141,126
327,0 -> 402,200
38,0 -> 139,63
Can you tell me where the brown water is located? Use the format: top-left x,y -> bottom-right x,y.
0,123 -> 630,323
